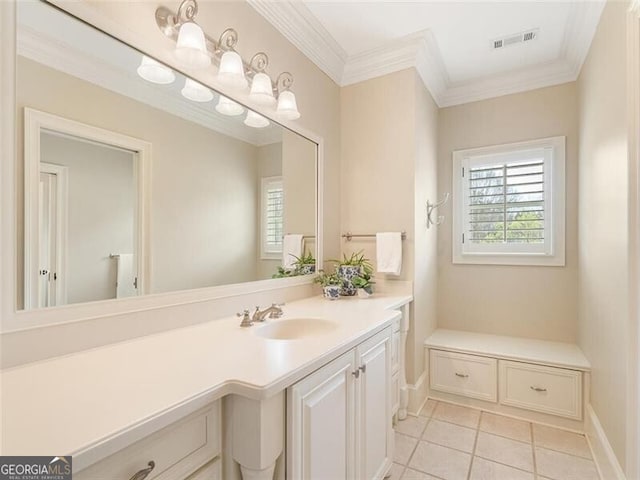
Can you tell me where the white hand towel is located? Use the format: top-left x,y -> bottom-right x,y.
283,234 -> 304,270
115,253 -> 137,298
376,232 -> 403,275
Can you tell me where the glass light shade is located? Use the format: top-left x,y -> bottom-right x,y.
215,95 -> 244,116
249,72 -> 276,106
244,110 -> 270,128
137,55 -> 175,84
181,78 -> 213,102
175,22 -> 211,69
276,90 -> 301,120
217,51 -> 248,89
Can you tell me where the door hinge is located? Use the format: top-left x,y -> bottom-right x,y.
53,272 -> 57,281
462,233 -> 465,244
133,277 -> 138,290
462,167 -> 465,178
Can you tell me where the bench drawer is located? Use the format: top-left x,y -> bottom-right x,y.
499,361 -> 582,420
430,350 -> 497,402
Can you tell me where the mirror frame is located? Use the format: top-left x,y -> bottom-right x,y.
0,1 -> 324,333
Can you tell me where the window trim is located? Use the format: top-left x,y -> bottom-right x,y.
260,176 -> 284,260
452,136 -> 566,266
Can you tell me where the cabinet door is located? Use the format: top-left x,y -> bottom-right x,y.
287,351 -> 357,480
356,328 -> 392,480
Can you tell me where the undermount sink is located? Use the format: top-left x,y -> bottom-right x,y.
254,318 -> 338,340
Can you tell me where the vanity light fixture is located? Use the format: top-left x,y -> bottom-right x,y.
275,73 -> 301,120
137,55 -> 175,84
216,95 -> 244,116
244,110 -> 270,128
155,0 -> 301,119
181,78 -> 213,102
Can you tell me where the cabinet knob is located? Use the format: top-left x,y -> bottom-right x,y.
359,365 -> 366,374
352,369 -> 360,379
530,386 -> 547,392
128,461 -> 155,480
454,372 -> 469,378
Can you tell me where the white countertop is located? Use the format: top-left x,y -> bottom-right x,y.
1,294 -> 411,468
425,329 -> 591,371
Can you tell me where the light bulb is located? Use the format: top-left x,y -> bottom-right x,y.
137,55 -> 175,84
217,51 -> 248,89
276,90 -> 301,120
215,95 -> 244,116
181,78 -> 213,102
244,110 -> 270,128
249,72 -> 276,106
175,22 -> 211,69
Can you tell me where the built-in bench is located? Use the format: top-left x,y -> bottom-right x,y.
424,329 -> 591,431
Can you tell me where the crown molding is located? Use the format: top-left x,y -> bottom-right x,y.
246,0 -> 346,84
17,26 -> 281,147
250,0 -> 606,108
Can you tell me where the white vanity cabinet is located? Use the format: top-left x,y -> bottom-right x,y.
287,327 -> 393,480
75,402 -> 221,480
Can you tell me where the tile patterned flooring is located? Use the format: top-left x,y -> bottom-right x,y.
389,400 -> 600,480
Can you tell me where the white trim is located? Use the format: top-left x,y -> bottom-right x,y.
452,136 -> 566,266
249,1 -> 604,107
23,108 -> 151,310
585,404 -> 627,480
260,176 -> 284,260
246,0 -> 346,85
407,369 -> 429,416
40,162 -> 68,307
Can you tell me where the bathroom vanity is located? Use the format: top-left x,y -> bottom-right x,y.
1,294 -> 412,479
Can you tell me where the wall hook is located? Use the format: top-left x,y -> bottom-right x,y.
426,193 -> 450,228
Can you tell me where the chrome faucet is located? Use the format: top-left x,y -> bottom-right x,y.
252,303 -> 285,323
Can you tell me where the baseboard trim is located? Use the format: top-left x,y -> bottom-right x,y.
407,370 -> 428,416
585,404 -> 626,480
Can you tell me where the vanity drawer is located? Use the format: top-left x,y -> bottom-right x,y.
185,458 -> 222,480
75,402 -> 221,480
499,361 -> 582,420
430,350 -> 497,402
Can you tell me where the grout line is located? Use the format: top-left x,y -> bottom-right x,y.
531,421 -> 539,479
473,454 -> 537,475
534,445 -> 601,462
466,411 -> 482,480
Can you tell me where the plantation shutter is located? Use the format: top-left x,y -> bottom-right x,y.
462,148 -> 552,255
262,177 -> 284,256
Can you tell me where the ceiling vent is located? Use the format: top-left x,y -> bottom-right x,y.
492,29 -> 538,50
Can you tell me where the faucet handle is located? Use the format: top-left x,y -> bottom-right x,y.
269,303 -> 285,319
237,309 -> 253,327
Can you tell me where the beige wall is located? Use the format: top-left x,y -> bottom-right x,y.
578,0 -> 630,470
341,69 -> 439,382
41,133 -> 135,304
256,142 -> 282,280
437,83 -> 579,342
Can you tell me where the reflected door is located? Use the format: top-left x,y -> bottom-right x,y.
38,164 -> 67,307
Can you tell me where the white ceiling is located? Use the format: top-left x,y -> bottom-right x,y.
249,0 -> 605,106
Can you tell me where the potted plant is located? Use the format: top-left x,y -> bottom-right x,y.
291,250 -> 316,275
272,266 -> 296,279
332,251 -> 374,296
352,271 -> 375,298
314,270 -> 342,300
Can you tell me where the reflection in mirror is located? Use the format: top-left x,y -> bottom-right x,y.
17,1 -> 317,311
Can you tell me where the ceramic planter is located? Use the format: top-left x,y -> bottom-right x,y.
297,264 -> 316,275
323,285 -> 341,300
337,265 -> 361,296
357,288 -> 373,299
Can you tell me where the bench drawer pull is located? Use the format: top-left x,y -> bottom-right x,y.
455,372 -> 469,378
530,386 -> 547,392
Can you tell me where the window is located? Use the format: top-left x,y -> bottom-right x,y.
452,136 -> 565,266
261,176 -> 284,259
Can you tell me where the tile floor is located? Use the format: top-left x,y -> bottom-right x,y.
389,400 -> 600,480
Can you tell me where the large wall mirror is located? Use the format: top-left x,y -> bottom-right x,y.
16,1 -> 318,311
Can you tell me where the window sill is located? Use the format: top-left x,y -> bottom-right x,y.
453,252 -> 565,267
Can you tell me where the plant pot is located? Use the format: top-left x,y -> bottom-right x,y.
298,264 -> 316,275
323,285 -> 341,300
337,265 -> 360,296
357,288 -> 373,299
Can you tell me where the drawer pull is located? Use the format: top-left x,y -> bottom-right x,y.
455,372 -> 469,378
129,461 -> 155,480
359,365 -> 367,374
352,369 -> 360,379
530,386 -> 547,392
